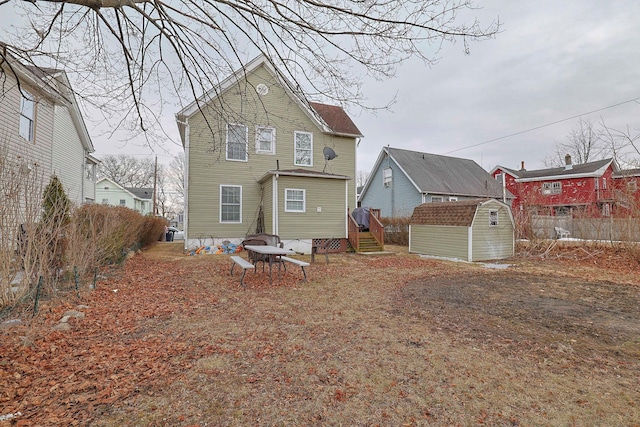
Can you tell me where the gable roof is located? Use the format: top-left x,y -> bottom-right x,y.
126,187 -> 154,200
96,177 -> 152,201
176,55 -> 362,144
411,198 -> 508,227
492,158 -> 615,182
25,66 -> 95,154
363,146 -> 505,198
309,102 -> 362,138
613,168 -> 640,178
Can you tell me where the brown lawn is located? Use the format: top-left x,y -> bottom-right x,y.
1,242 -> 639,426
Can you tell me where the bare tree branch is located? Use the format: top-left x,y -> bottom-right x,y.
2,0 -> 499,149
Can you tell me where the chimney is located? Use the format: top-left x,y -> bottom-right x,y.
565,154 -> 573,170
520,161 -> 526,171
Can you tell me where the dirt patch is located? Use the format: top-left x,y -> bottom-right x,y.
400,271 -> 640,360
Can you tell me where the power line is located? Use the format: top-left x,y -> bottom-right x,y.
443,96 -> 640,155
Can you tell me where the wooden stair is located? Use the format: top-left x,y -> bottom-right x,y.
356,232 -> 383,252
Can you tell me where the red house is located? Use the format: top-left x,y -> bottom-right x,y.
490,156 -> 620,217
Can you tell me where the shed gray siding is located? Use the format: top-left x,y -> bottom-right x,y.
360,156 -> 421,217
409,224 -> 469,259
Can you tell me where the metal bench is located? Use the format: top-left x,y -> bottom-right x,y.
230,255 -> 255,288
280,256 -> 310,282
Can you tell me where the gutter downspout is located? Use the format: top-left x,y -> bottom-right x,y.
183,119 -> 190,250
273,172 -> 279,235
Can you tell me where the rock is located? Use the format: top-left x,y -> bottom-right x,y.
1,319 -> 22,329
62,310 -> 85,320
52,322 -> 71,331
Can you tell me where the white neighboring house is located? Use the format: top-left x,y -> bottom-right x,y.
0,53 -> 98,205
95,177 -> 154,215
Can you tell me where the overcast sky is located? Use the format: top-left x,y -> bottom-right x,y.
2,1 -> 639,174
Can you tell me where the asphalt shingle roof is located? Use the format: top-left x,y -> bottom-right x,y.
410,198 -> 492,226
126,188 -> 153,200
309,102 -> 363,137
500,158 -> 613,179
387,147 -> 504,198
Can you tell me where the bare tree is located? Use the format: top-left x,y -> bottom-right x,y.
356,170 -> 370,189
544,118 -> 608,167
0,0 -> 499,148
98,154 -> 157,187
600,120 -> 640,169
168,152 -> 185,202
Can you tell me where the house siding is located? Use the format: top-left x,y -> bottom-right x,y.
185,63 -> 356,241
0,72 -> 54,181
409,224 -> 469,259
470,204 -> 514,261
360,155 -> 421,217
52,104 -> 85,204
276,175 -> 346,239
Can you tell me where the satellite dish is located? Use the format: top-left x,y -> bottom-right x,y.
323,147 -> 338,161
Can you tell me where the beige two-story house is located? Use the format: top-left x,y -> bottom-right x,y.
176,55 -> 363,253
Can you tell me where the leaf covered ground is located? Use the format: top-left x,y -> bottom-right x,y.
1,242 -> 639,426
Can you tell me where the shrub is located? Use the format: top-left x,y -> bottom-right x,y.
380,216 -> 410,246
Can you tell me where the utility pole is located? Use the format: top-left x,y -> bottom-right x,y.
153,155 -> 158,215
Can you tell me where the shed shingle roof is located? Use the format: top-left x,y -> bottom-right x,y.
410,198 -> 493,227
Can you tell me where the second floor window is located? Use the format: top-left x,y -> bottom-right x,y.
226,124 -> 248,161
383,168 -> 392,187
294,131 -> 313,166
256,126 -> 275,154
542,181 -> 562,195
20,91 -> 35,142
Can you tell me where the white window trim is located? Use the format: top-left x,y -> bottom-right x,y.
226,124 -> 248,162
449,196 -> 458,202
19,90 -> 35,142
383,167 -> 392,187
284,188 -> 306,213
220,185 -> 242,223
294,131 -> 313,167
489,210 -> 499,226
255,126 -> 276,155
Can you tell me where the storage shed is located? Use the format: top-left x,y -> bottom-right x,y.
409,198 -> 514,261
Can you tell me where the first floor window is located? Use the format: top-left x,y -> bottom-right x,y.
449,196 -> 458,202
256,126 -> 275,154
226,124 -> 248,161
20,91 -> 35,142
119,199 -> 126,206
221,185 -> 242,222
294,131 -> 313,166
102,199 -> 109,204
489,210 -> 498,226
431,196 -> 443,202
602,203 -> 610,217
285,188 -> 305,212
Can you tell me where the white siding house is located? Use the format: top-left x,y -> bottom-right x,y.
95,177 -> 153,215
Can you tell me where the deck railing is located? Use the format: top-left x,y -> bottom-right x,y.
347,208 -> 384,251
369,209 -> 384,248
